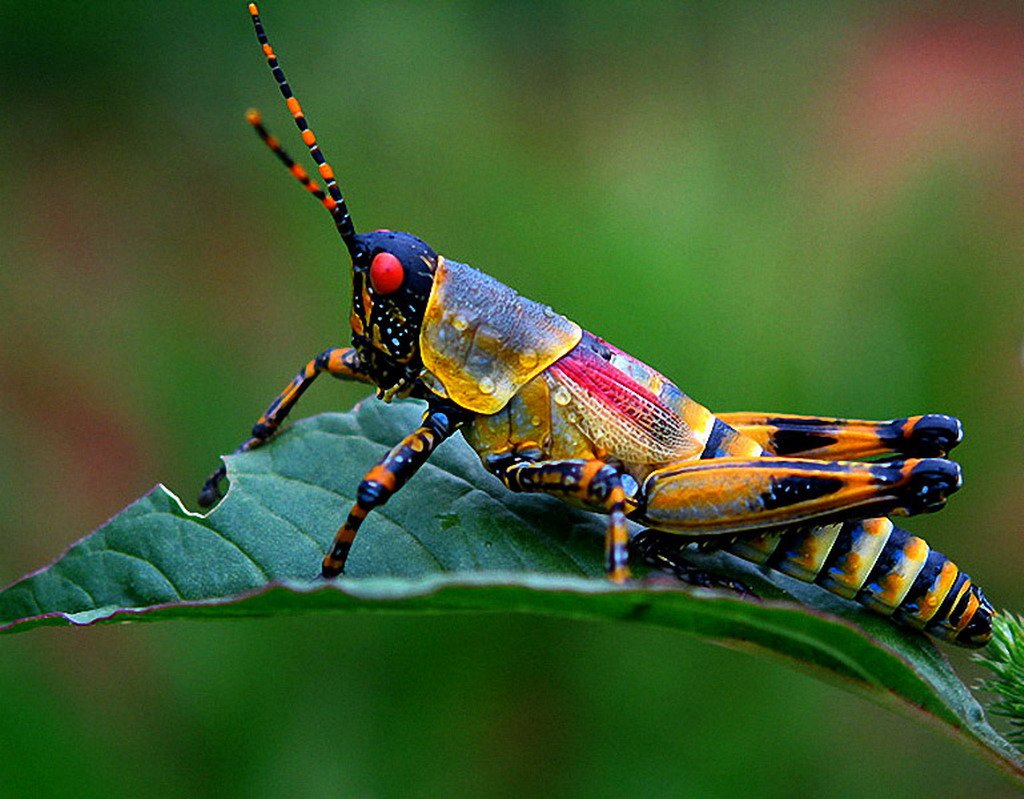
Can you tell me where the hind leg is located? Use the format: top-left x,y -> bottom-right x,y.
635,455 -> 961,536
717,412 -> 962,460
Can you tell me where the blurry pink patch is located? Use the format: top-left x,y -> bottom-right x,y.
827,12 -> 1024,199
0,343 -> 156,572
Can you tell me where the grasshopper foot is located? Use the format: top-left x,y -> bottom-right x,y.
198,464 -> 227,508
905,414 -> 963,457
899,457 -> 962,514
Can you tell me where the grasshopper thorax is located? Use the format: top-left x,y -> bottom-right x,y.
349,229 -> 438,397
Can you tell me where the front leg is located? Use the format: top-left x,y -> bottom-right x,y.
490,458 -> 632,583
198,347 -> 371,507
717,412 -> 962,460
636,455 -> 961,536
321,404 -> 467,578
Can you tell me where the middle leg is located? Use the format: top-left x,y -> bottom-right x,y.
490,458 -> 632,583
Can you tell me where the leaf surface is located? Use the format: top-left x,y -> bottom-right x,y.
1,401 -> 1021,783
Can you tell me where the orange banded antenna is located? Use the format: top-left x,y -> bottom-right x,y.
246,109 -> 330,205
247,3 -> 358,255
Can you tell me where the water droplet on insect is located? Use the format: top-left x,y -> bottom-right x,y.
542,306 -> 556,319
518,348 -> 538,368
452,314 -> 469,331
478,377 -> 496,395
553,386 -> 571,406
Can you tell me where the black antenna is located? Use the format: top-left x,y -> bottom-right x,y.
247,3 -> 358,256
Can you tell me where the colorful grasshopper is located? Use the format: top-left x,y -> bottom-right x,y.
200,3 -> 995,648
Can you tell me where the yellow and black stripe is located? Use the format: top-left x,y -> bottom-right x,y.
679,409 -> 992,646
717,518 -> 994,647
700,416 -> 763,459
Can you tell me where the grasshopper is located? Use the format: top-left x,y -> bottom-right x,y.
200,4 -> 994,647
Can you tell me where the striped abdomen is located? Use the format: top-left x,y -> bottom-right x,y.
725,518 -> 994,647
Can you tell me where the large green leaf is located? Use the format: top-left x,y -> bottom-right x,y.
1,401 -> 1021,783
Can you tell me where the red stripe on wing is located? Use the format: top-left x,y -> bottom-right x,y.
550,344 -> 674,428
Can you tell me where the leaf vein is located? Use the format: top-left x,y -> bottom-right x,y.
235,487 -> 323,551
100,548 -> 186,600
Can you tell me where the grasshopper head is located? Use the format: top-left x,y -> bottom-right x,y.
348,229 -> 438,397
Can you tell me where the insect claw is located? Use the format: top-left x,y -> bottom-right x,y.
320,558 -> 345,580
900,457 -> 962,514
906,414 -> 964,457
197,467 -> 227,508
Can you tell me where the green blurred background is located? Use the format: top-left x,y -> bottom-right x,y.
2,1 -> 1023,796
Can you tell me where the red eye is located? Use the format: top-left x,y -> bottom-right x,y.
369,252 -> 404,295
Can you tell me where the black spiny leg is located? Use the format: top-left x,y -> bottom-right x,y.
491,458 -> 632,583
631,530 -> 756,598
198,347 -> 371,507
322,405 -> 466,578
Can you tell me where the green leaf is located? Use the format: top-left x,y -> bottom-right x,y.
1,400 -> 1021,784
